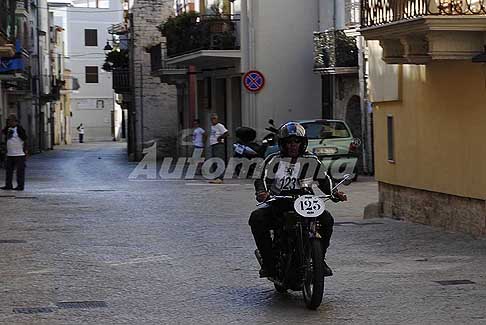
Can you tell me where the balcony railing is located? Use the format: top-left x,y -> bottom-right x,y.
0,0 -> 16,43
361,0 -> 486,27
113,68 -> 130,93
314,30 -> 359,72
0,39 -> 30,76
161,13 -> 240,58
16,0 -> 29,12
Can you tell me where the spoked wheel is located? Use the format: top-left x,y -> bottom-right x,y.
302,239 -> 325,310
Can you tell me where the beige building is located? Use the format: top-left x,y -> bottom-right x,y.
49,23 -> 72,145
361,0 -> 486,236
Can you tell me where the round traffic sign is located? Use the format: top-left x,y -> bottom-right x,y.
243,70 -> 265,93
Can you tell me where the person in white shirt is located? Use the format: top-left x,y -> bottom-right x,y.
192,119 -> 206,150
77,123 -> 85,143
209,113 -> 228,184
1,114 -> 28,191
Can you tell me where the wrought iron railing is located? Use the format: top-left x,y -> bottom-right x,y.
113,68 -> 130,93
362,0 -> 486,27
0,0 -> 16,42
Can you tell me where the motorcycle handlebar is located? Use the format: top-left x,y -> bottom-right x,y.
256,194 -> 333,207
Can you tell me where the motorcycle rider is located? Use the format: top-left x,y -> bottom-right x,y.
249,122 -> 347,278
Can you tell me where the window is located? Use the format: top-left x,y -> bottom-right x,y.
85,66 -> 99,83
387,115 -> 395,162
301,121 -> 351,139
84,29 -> 98,46
73,0 -> 109,8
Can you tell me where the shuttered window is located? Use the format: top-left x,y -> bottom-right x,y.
85,66 -> 99,83
84,29 -> 97,46
387,115 -> 395,162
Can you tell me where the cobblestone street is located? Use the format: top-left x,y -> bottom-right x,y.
0,143 -> 485,324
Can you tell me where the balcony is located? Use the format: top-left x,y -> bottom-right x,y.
15,0 -> 29,17
112,68 -> 130,94
150,43 -> 188,84
160,13 -> 241,69
0,0 -> 17,57
360,0 -> 486,64
0,40 -> 30,81
314,30 -> 359,75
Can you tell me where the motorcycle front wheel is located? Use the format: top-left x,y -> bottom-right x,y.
302,239 -> 325,310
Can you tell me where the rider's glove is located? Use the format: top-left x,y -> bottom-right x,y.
256,191 -> 270,203
331,191 -> 347,202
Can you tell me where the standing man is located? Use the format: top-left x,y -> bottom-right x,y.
1,114 -> 28,191
209,113 -> 228,184
77,123 -> 85,143
192,119 -> 206,151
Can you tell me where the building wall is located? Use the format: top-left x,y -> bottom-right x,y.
373,59 -> 486,201
241,0 -> 322,135
52,1 -> 123,142
130,0 -> 178,159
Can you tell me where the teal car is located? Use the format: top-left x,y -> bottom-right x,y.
265,119 -> 360,181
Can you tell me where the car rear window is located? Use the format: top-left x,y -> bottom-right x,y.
301,121 -> 350,139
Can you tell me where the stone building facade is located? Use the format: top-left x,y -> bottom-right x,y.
129,0 -> 178,161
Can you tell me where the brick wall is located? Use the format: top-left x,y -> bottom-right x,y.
379,182 -> 486,237
131,0 -> 178,158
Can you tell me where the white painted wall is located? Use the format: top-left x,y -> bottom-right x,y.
50,0 -> 123,142
240,0 -> 322,135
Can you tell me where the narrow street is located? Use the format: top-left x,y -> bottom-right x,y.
0,143 -> 485,324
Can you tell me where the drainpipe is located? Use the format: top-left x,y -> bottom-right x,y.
35,0 -> 42,152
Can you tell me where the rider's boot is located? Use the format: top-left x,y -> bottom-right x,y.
259,266 -> 275,278
323,259 -> 333,277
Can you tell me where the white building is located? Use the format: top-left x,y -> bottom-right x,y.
156,0 -> 323,157
49,0 -> 124,142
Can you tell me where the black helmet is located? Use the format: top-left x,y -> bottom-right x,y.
278,122 -> 308,155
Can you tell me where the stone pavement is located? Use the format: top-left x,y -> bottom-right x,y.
0,143 -> 485,324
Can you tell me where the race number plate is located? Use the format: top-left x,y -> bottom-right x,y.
294,195 -> 326,218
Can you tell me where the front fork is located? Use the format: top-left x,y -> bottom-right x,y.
297,220 -> 322,281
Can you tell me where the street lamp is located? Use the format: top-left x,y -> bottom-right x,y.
104,41 -> 113,53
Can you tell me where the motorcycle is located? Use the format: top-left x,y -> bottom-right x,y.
233,120 -> 279,159
254,175 -> 351,310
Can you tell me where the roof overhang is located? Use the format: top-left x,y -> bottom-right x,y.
166,50 -> 241,69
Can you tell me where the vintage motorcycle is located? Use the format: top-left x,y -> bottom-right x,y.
254,175 -> 350,310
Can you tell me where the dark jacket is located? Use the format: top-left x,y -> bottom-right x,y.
254,151 -> 334,197
2,125 -> 28,142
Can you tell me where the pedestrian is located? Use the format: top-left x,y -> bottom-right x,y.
208,113 -> 228,184
1,114 -> 28,191
192,119 -> 206,151
77,123 -> 85,143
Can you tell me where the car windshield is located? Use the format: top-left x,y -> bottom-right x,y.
301,121 -> 350,139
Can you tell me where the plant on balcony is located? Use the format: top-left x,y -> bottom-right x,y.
159,11 -> 237,57
314,30 -> 358,69
335,31 -> 358,67
102,49 -> 129,72
160,12 -> 201,57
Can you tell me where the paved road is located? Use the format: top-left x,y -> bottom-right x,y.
0,143 -> 485,324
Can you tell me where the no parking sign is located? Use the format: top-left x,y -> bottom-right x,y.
243,70 -> 265,93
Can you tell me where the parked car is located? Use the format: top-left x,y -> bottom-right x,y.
265,119 -> 360,182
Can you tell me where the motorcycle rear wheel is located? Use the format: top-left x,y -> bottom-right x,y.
302,239 -> 325,310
